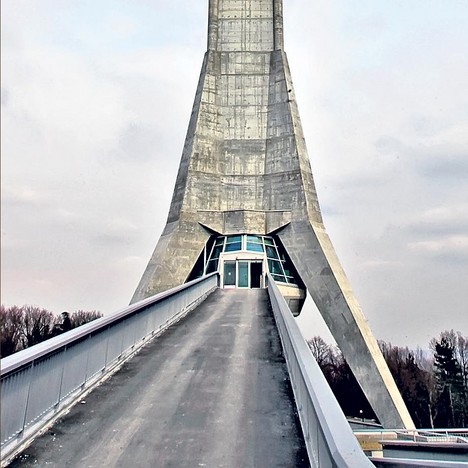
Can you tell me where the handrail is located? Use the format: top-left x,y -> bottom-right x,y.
1,273 -> 218,377
1,273 -> 218,465
266,273 -> 374,467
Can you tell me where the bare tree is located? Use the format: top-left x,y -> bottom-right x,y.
455,333 -> 468,390
19,306 -> 55,348
0,305 -> 24,357
70,310 -> 102,328
1,304 -> 104,358
308,336 -> 333,369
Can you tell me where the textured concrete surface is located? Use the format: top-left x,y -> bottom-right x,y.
9,290 -> 308,468
131,0 -> 415,430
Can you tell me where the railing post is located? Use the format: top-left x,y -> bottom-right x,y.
56,347 -> 67,410
20,362 -> 35,439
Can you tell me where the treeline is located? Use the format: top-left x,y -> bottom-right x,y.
0,305 -> 103,358
308,330 -> 468,429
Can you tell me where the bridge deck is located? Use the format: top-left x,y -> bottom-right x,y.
10,289 -> 308,467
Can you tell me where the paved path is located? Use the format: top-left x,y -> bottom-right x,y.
10,289 -> 308,467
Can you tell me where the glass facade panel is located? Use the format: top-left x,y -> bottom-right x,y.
202,234 -> 302,289
246,242 -> 264,252
238,262 -> 249,287
206,259 -> 218,274
268,259 -> 283,275
246,235 -> 262,243
215,237 -> 225,246
271,274 -> 287,283
211,245 -> 223,259
266,245 -> 279,259
225,242 -> 242,252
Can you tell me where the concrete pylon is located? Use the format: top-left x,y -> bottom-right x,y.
131,0 -> 415,430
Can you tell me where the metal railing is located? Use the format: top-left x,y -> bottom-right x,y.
371,458 -> 468,467
354,428 -> 468,445
266,273 -> 374,468
397,429 -> 468,444
1,274 -> 218,465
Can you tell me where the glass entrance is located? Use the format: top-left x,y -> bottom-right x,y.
224,261 -> 236,286
238,262 -> 249,288
222,260 -> 263,288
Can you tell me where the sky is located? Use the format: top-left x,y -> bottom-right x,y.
2,1 -> 467,350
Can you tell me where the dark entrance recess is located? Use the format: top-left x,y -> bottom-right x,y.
250,262 -> 262,288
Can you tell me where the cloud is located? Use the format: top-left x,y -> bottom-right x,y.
2,0 -> 467,347
416,149 -> 468,179
407,204 -> 468,236
1,185 -> 50,207
408,235 -> 468,257
104,13 -> 139,40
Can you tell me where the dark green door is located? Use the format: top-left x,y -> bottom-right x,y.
224,261 -> 236,286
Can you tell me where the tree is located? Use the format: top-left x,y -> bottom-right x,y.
431,334 -> 466,427
308,336 -> 333,369
457,334 -> 468,389
0,305 -> 103,358
307,332 -> 468,429
70,310 -> 102,328
0,305 -> 23,357
19,306 -> 55,348
308,337 -> 376,420
379,341 -> 433,428
330,352 -> 376,420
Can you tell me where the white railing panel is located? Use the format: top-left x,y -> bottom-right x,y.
24,355 -> 63,429
1,367 -> 31,445
60,342 -> 89,398
105,321 -> 126,365
85,331 -> 108,380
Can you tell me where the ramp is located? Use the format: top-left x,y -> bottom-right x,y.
9,290 -> 307,467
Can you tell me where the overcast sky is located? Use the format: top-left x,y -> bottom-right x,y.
2,1 -> 467,349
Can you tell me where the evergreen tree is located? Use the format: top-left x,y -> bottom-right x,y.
433,337 -> 466,427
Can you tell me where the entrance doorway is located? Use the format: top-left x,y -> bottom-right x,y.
223,261 -> 236,286
250,262 -> 262,288
222,260 -> 263,288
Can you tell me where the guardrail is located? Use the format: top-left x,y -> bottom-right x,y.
398,429 -> 468,444
266,273 -> 374,467
371,458 -> 468,467
1,274 -> 218,465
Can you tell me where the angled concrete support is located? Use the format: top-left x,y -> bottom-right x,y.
278,220 -> 415,429
131,0 -> 415,430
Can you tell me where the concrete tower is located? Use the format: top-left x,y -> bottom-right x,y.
131,0 -> 415,430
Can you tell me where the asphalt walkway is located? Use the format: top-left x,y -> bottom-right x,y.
10,289 -> 308,467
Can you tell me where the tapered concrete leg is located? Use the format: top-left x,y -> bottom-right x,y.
131,220 -> 210,303
278,220 -> 415,429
